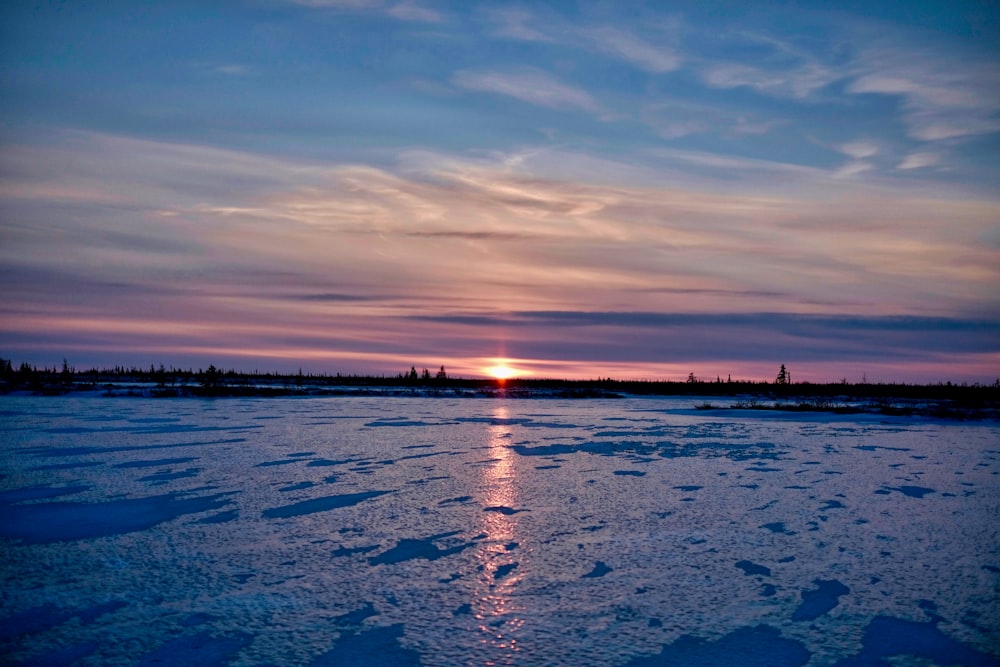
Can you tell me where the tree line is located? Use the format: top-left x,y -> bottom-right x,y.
2,357 -> 997,401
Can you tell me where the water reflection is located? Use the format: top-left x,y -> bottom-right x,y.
471,404 -> 527,662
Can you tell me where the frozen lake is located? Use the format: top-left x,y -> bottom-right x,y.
1,395 -> 998,666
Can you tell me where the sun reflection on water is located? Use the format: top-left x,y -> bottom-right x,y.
471,404 -> 528,662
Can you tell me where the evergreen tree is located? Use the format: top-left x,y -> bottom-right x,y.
200,364 -> 220,388
776,364 -> 789,385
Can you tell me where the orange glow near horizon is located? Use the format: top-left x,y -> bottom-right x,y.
485,363 -> 518,380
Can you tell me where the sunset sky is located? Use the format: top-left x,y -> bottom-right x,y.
2,1 -> 999,382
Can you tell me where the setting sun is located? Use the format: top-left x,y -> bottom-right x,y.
486,364 -> 516,380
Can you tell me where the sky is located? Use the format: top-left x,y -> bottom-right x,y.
1,0 -> 999,383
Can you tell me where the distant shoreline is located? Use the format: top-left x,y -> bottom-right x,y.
3,373 -> 998,420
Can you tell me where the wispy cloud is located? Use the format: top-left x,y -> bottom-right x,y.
581,27 -> 680,73
452,68 -> 604,115
386,0 -> 444,23
847,46 -> 1000,142
296,292 -> 375,302
212,64 -> 250,76
897,151 -> 940,170
701,61 -> 840,99
832,161 -> 874,179
286,0 -> 383,8
487,8 -> 553,42
284,0 -> 444,22
838,141 -> 878,159
641,101 -> 778,140
485,8 -> 679,74
646,148 -> 819,177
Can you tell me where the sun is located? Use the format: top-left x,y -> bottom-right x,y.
486,364 -> 516,381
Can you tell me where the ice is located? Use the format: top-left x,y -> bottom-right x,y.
1,394 -> 998,666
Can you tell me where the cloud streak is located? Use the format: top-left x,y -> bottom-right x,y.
582,27 -> 681,73
847,49 -> 1000,142
486,8 -> 679,73
452,68 -> 604,115
701,61 -> 839,99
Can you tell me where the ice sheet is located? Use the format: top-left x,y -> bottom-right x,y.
1,395 -> 998,666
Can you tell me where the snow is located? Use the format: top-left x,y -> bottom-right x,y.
1,395 -> 998,666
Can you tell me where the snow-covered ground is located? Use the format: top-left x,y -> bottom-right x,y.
1,395 -> 998,666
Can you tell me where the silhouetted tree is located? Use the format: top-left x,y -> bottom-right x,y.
18,362 -> 39,390
686,372 -> 698,383
199,364 -> 220,388
436,365 -> 447,380
776,364 -> 789,385
421,368 -> 431,381
408,366 -> 418,380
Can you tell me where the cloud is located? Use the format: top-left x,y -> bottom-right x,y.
487,8 -> 552,42
581,27 -> 680,73
701,61 -> 839,99
897,151 -> 940,170
729,118 -> 780,136
3,132 -> 999,381
212,64 -> 250,76
839,141 -> 878,159
286,0 -> 383,7
386,1 -> 443,23
452,68 -> 603,115
403,230 -> 536,241
847,48 -> 1000,142
832,161 -> 874,179
485,9 -> 679,74
283,0 -> 443,23
296,292 -> 375,302
407,310 -> 1000,364
641,101 -> 778,140
646,148 -> 819,177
